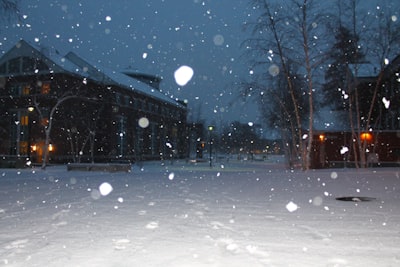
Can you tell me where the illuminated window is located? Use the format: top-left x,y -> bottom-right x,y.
41,83 -> 51,94
22,85 -> 30,95
360,132 -> 373,142
41,118 -> 49,126
20,141 -> 28,155
31,144 -> 37,152
20,115 -> 29,126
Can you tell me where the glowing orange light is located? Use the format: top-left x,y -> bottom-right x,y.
41,83 -> 51,94
318,134 -> 325,142
31,144 -> 37,152
48,144 -> 54,152
360,132 -> 373,142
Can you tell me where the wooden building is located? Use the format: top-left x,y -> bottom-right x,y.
0,40 -> 187,165
310,56 -> 400,168
310,131 -> 400,168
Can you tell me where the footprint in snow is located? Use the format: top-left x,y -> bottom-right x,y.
51,209 -> 70,221
145,221 -> 159,230
216,238 -> 240,254
210,221 -> 233,231
52,221 -> 68,227
298,225 -> 331,241
326,258 -> 349,267
113,239 -> 131,250
184,198 -> 195,204
245,245 -> 270,258
137,210 -> 147,216
5,239 -> 29,250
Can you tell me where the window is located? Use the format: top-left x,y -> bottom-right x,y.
41,117 -> 49,126
133,98 -> 139,109
115,93 -> 121,104
41,83 -> 50,94
19,141 -> 29,155
22,85 -> 30,95
9,84 -> 20,96
20,115 -> 29,126
9,84 -> 30,96
9,57 -> 20,73
1,57 -> 49,74
124,95 -> 131,106
22,57 -> 35,72
0,62 -> 6,74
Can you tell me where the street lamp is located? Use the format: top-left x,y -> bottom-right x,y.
27,106 -> 35,159
208,125 -> 214,167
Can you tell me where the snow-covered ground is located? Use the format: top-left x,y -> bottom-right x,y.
0,156 -> 399,266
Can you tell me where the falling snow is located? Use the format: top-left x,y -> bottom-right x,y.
285,201 -> 298,212
174,65 -> 194,86
99,182 -> 113,196
1,1 -> 400,265
340,146 -> 349,155
382,97 -> 390,109
138,117 -> 150,128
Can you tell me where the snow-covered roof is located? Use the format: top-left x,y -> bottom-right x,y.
1,40 -> 185,108
0,40 -> 88,78
64,52 -> 182,107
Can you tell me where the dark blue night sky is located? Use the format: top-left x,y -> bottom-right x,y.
1,0 -> 399,133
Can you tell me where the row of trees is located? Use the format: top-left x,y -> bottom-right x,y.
242,0 -> 400,169
193,121 -> 280,159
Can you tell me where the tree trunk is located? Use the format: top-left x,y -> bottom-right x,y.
301,0 -> 314,170
41,128 -> 51,169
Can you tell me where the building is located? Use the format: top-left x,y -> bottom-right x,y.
310,56 -> 400,168
0,40 -> 187,166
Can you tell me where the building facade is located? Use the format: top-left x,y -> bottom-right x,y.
310,56 -> 400,168
0,40 -> 187,165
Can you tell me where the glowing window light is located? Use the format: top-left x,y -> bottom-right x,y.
360,132 -> 373,142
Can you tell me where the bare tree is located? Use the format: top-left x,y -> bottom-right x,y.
65,103 -> 103,163
30,77 -> 93,169
32,92 -> 80,169
243,0 -> 328,169
341,0 -> 400,167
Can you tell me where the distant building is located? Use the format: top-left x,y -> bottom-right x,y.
311,57 -> 400,168
0,40 -> 187,165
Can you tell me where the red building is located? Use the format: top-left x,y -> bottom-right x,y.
311,131 -> 400,168
311,56 -> 400,168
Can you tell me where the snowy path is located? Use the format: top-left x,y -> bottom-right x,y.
0,159 -> 399,266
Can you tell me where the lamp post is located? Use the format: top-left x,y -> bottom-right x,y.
27,106 -> 34,160
208,125 -> 214,167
